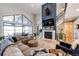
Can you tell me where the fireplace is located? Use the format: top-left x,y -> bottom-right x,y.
44,32 -> 52,39
42,29 -> 55,40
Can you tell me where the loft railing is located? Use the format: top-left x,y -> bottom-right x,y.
56,3 -> 67,22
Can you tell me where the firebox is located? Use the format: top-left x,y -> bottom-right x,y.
44,32 -> 52,39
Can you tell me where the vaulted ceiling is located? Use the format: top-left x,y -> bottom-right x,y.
0,3 -> 67,16
65,3 -> 79,18
0,3 -> 78,19
0,3 -> 42,16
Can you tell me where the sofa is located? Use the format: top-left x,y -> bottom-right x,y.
70,45 -> 79,56
56,41 -> 79,56
0,38 -> 24,56
56,41 -> 72,53
0,36 -> 57,56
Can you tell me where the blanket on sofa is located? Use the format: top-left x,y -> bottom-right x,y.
0,38 -> 23,56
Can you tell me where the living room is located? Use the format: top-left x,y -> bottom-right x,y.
0,3 -> 79,56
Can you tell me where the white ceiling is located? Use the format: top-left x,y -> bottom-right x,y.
65,3 -> 79,19
0,3 -> 42,16
0,3 -> 67,16
0,3 -> 66,16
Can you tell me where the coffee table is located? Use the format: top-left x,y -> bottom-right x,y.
49,49 -> 66,56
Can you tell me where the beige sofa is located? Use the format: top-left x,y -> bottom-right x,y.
3,45 -> 24,56
2,36 -> 59,56
15,39 -> 59,56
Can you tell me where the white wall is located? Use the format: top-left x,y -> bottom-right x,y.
73,18 -> 79,44
34,13 -> 42,39
35,14 -> 42,32
0,16 -> 3,36
65,3 -> 79,19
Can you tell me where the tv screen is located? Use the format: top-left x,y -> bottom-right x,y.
42,18 -> 54,26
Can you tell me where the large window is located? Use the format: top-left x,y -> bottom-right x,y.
15,15 -> 22,26
3,16 -> 14,22
3,15 -> 32,36
15,27 -> 22,34
4,26 -> 14,36
23,26 -> 32,34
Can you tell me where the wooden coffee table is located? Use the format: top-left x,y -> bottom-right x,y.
49,49 -> 66,56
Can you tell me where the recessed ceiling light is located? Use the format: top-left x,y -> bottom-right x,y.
76,9 -> 79,11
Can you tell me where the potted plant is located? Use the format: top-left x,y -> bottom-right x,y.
0,36 -> 3,41
58,29 -> 65,40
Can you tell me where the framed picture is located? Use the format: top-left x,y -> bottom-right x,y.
42,3 -> 56,20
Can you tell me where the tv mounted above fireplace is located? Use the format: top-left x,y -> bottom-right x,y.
42,18 -> 55,26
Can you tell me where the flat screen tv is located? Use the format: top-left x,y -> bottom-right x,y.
42,18 -> 55,26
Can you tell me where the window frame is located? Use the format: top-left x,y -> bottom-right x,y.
3,14 -> 33,36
